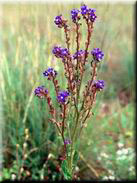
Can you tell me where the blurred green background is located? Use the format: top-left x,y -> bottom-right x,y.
0,2 -> 135,180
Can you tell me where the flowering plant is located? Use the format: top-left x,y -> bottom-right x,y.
34,4 -> 105,180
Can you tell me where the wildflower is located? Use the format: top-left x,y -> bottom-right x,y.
57,90 -> 70,104
88,9 -> 97,22
43,67 -> 57,79
81,4 -> 88,15
34,86 -> 48,98
54,15 -> 64,28
81,5 -> 97,22
61,48 -> 69,57
71,9 -> 80,22
34,5 -> 106,177
73,50 -> 86,60
64,139 -> 71,145
93,80 -> 105,90
52,46 -> 69,61
91,48 -> 104,62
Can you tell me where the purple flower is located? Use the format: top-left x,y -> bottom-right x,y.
81,5 -> 97,22
57,90 -> 70,104
71,9 -> 80,22
89,9 -> 97,22
52,46 -> 69,61
64,139 -> 71,145
43,67 -> 57,78
91,48 -> 104,62
34,86 -> 48,98
73,50 -> 87,60
81,5 -> 88,15
54,15 -> 64,28
93,80 -> 105,90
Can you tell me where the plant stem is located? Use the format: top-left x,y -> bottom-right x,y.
79,90 -> 96,138
76,22 -> 80,105
78,21 -> 93,103
68,22 -> 81,174
64,25 -> 70,52
62,104 -> 66,137
68,105 -> 80,176
80,62 -> 97,113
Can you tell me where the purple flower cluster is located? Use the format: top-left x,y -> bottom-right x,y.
71,9 -> 80,22
73,50 -> 86,60
57,90 -> 70,104
81,5 -> 97,22
88,9 -> 97,22
64,139 -> 71,145
91,48 -> 104,62
55,5 -> 97,27
54,15 -> 64,28
34,86 -> 48,98
93,80 -> 105,90
52,46 -> 69,61
81,5 -> 88,15
43,67 -> 57,78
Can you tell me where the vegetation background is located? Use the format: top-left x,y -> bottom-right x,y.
0,2 -> 135,180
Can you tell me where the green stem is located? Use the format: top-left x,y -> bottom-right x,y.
68,109 -> 80,177
68,143 -> 74,177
